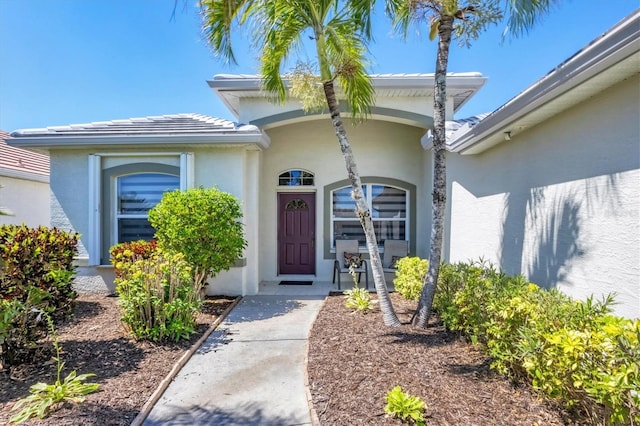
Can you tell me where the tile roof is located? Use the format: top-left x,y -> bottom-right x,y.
420,114 -> 490,150
0,131 -> 50,176
10,113 -> 259,137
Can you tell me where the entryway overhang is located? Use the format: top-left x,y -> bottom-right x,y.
208,72 -> 487,125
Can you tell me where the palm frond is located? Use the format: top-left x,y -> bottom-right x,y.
502,0 -> 557,38
346,0 -> 376,39
324,18 -> 374,121
202,0 -> 377,118
385,0 -> 446,39
337,63 -> 374,122
257,1 -> 311,102
199,0 -> 252,65
385,0 -> 412,38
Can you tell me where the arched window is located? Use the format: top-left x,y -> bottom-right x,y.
278,169 -> 314,186
98,161 -> 185,265
331,184 -> 408,249
115,172 -> 180,243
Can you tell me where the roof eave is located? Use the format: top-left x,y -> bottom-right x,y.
208,72 -> 486,89
208,73 -> 488,119
449,10 -> 640,155
0,167 -> 50,183
7,132 -> 271,150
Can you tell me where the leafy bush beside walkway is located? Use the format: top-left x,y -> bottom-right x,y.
395,259 -> 639,424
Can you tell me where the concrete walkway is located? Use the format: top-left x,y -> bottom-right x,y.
142,292 -> 326,426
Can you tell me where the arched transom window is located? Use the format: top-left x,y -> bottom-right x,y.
331,184 -> 408,249
278,169 -> 314,186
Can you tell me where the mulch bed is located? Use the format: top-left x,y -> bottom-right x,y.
0,294 -> 236,425
1,291 -> 578,425
307,292 -> 572,425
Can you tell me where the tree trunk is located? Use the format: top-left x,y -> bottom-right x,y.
412,15 -> 454,328
323,80 -> 401,327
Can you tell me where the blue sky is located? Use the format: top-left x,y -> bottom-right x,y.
0,0 -> 637,131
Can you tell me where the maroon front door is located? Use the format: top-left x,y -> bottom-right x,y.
278,193 -> 316,275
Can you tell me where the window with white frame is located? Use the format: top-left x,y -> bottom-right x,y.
115,173 -> 180,243
331,184 -> 407,249
92,155 -> 192,266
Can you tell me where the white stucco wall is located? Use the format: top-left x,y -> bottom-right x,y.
237,95 -> 436,124
49,151 -> 92,254
374,96 -> 437,118
47,147 -> 257,296
447,76 -> 640,318
0,173 -> 50,227
259,118 -> 428,283
48,150 -> 106,292
193,147 -> 259,296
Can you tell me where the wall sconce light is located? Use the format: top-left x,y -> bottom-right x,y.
504,131 -> 512,141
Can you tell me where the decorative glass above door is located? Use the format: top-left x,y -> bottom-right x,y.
278,170 -> 314,186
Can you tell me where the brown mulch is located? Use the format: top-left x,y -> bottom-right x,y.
1,291 -> 573,425
0,294 -> 236,426
307,293 -> 572,425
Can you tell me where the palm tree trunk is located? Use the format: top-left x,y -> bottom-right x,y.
323,80 -> 401,327
412,14 -> 454,328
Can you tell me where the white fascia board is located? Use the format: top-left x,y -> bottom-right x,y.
449,11 -> 640,155
208,76 -> 261,119
209,73 -> 487,119
0,167 -> 49,183
8,133 -> 271,150
208,74 -> 262,88
370,73 -> 486,90
209,73 -> 486,93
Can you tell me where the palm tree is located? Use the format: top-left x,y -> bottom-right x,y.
386,0 -> 557,328
200,0 -> 401,326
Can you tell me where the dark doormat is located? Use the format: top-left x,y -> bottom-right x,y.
279,280 -> 313,285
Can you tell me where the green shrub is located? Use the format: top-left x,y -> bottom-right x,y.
1,301 -> 22,369
115,250 -> 202,342
483,283 -> 584,377
344,287 -> 375,312
0,225 -> 79,367
393,257 -> 428,301
10,312 -> 98,423
433,259 -> 526,342
0,225 -> 79,322
148,187 -> 246,292
518,297 -> 639,424
433,259 -> 640,425
109,239 -> 158,279
0,289 -> 51,368
384,386 -> 426,425
343,268 -> 376,312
